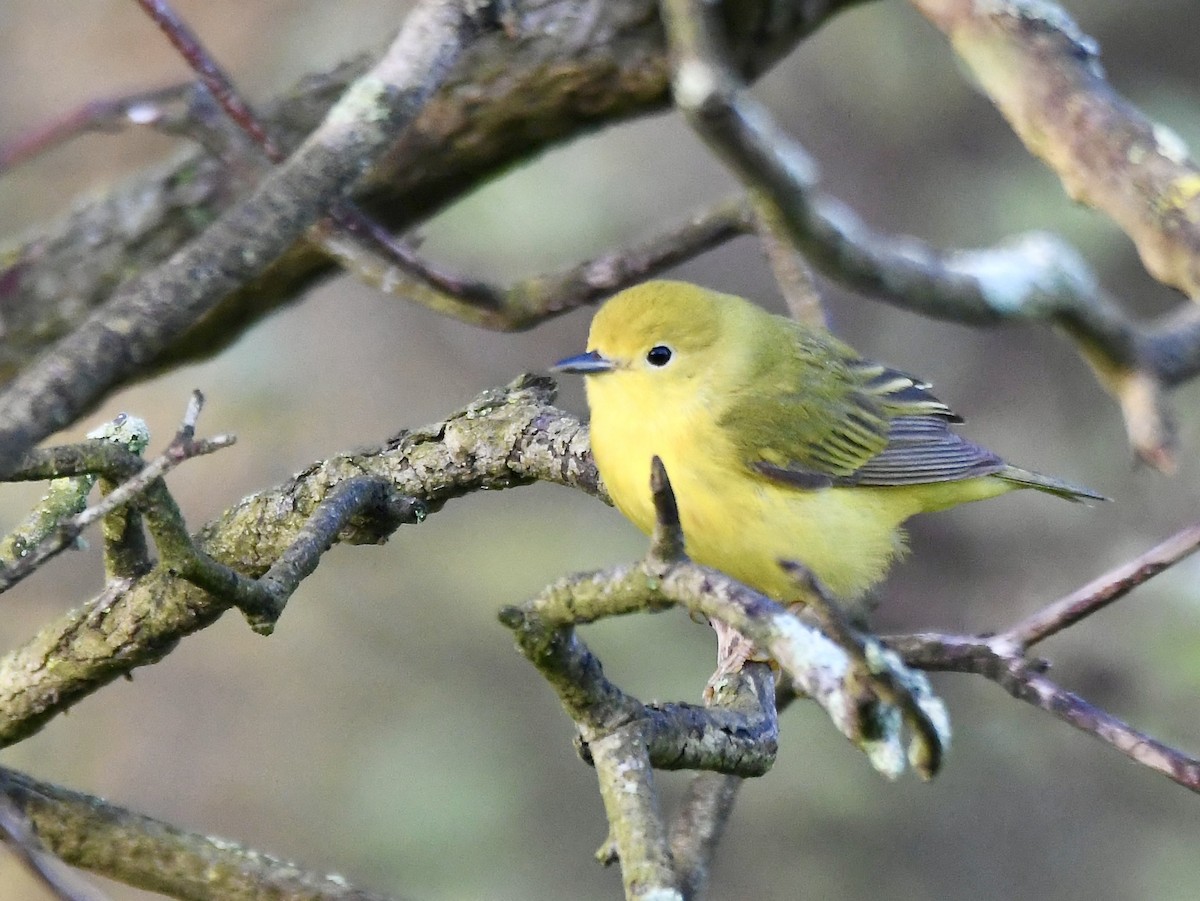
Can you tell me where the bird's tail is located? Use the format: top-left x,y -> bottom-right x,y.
998,466 -> 1108,503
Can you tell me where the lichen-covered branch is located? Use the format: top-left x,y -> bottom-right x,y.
0,0 -> 497,477
0,766 -> 397,901
508,459 -> 948,781
0,785 -> 106,901
912,0 -> 1200,299
0,376 -> 593,748
591,725 -> 682,901
0,413 -> 149,582
499,602 -> 780,778
0,0 -> 854,395
0,395 -> 237,596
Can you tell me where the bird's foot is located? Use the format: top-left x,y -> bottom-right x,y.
704,618 -> 770,702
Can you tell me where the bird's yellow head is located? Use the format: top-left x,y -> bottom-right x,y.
553,280 -> 747,414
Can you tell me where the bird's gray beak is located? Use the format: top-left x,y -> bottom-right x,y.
552,350 -> 615,374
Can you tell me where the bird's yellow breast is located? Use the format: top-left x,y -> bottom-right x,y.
586,371 -> 942,604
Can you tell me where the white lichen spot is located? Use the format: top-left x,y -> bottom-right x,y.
862,714 -> 906,780
673,59 -> 719,111
126,102 -> 160,125
1152,122 -> 1192,166
325,76 -> 389,130
950,233 -> 1093,317
864,639 -> 953,756
641,890 -> 685,901
770,613 -> 849,675
89,413 -> 151,454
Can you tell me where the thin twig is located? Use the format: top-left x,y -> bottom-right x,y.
0,393 -> 232,594
887,518 -> 1200,792
0,84 -> 195,173
134,0 -> 283,160
887,633 -> 1200,793
1001,520 -> 1200,649
648,456 -> 686,561
314,195 -> 755,331
751,195 -> 825,327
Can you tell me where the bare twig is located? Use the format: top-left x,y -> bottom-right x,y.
134,0 -> 283,160
648,456 -> 685,561
0,84 -> 196,173
751,196 -> 825,327
887,632 -> 1200,793
0,394 -> 231,594
315,196 -> 755,331
1001,521 -> 1200,649
887,519 -> 1200,792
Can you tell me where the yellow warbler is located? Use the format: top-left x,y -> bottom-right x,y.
554,280 -> 1102,610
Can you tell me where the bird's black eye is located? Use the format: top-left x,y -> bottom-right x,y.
646,345 -> 673,367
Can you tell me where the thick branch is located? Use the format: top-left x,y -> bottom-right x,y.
590,725 -> 682,901
0,766 -> 396,901
0,1 -> 494,476
0,1 -> 853,395
0,375 -> 596,748
913,0 -> 1200,298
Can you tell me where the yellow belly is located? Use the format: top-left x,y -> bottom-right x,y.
588,404 -> 1010,605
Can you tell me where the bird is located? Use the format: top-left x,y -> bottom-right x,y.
553,280 -> 1103,629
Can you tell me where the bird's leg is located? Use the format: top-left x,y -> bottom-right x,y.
705,620 -> 771,701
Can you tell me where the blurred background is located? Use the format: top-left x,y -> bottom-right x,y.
1,1 -> 1198,898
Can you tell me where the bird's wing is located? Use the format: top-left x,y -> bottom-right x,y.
722,332 -> 1005,489
822,414 -> 1006,487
